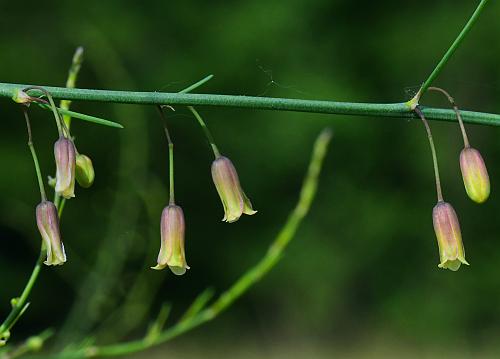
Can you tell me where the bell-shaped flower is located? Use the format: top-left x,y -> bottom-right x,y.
460,147 -> 490,203
54,137 -> 76,199
75,153 -> 95,188
211,156 -> 256,223
152,204 -> 189,275
432,201 -> 469,271
36,201 -> 66,266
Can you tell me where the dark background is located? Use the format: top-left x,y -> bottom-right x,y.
1,0 -> 499,357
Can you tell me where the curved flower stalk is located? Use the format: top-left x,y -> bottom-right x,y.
428,87 -> 490,204
211,156 -> 257,223
414,107 -> 469,271
152,106 -> 189,275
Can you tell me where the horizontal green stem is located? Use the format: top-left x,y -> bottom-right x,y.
1,83 -> 499,126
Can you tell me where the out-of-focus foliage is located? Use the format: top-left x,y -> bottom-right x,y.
0,0 -> 500,357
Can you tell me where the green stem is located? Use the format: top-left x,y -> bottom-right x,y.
60,47 -> 84,129
0,246 -> 45,337
22,109 -> 46,202
178,75 -> 213,94
0,109 -> 47,342
168,143 -> 174,204
412,0 -> 490,103
1,83 -> 499,126
428,87 -> 470,147
156,106 -> 175,204
415,107 -> 443,202
187,106 -> 220,158
23,86 -> 65,137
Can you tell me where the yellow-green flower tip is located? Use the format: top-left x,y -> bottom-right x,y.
211,156 -> 257,223
460,147 -> 490,204
433,201 -> 468,272
75,154 -> 95,188
153,205 -> 189,275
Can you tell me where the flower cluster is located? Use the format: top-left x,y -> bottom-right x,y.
421,88 -> 490,271
15,88 -> 95,266
152,106 -> 256,275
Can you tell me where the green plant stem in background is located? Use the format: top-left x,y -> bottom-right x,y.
0,109 -> 49,345
409,0 -> 490,105
60,47 -> 84,129
46,128 -> 331,358
187,106 -> 221,158
0,247 -> 44,344
0,49 -> 87,349
1,329 -> 54,359
1,83 -> 499,126
56,47 -> 85,220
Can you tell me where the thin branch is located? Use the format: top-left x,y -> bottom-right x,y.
0,247 -> 45,340
60,46 -> 84,129
1,83 -> 499,126
412,0 -> 490,102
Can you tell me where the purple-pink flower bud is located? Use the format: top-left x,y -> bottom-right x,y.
152,205 -> 189,275
432,201 -> 468,271
36,201 -> 66,266
54,137 -> 76,199
460,147 -> 490,204
211,156 -> 256,223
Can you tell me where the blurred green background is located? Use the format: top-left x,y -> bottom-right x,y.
1,0 -> 500,357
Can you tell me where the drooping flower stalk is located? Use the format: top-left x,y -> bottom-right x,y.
414,107 -> 443,203
187,106 -> 220,158
23,86 -> 78,199
428,87 -> 490,203
23,108 -> 66,266
23,86 -> 65,138
187,106 -> 256,222
414,107 -> 468,271
152,106 -> 189,274
22,108 -> 46,203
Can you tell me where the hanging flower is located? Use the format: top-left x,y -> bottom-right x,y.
432,201 -> 469,271
36,201 -> 66,266
211,156 -> 256,223
54,137 -> 76,199
460,147 -> 490,203
152,204 -> 189,275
